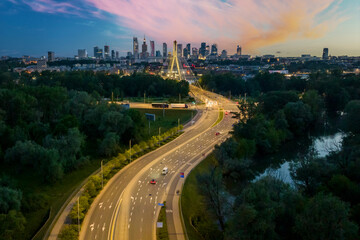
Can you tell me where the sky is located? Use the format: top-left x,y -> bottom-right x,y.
0,0 -> 359,57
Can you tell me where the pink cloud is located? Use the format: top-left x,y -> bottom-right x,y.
18,0 -> 344,53
82,0 -> 342,53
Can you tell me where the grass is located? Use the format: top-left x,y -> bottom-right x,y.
156,201 -> 169,240
0,109 -> 195,240
181,153 -> 220,240
211,109 -> 224,128
134,109 -> 196,137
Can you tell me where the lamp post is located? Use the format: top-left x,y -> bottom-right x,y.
101,160 -> 103,189
77,197 -> 80,233
129,139 -> 132,162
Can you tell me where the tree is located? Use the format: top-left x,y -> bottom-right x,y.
284,101 -> 313,136
0,187 -> 22,213
99,132 -> 120,157
0,210 -> 26,240
302,90 -> 324,121
344,100 -> 360,134
294,193 -> 358,240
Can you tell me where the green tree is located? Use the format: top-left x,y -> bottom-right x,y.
0,210 -> 26,240
344,100 -> 360,134
284,101 -> 313,136
294,193 -> 358,240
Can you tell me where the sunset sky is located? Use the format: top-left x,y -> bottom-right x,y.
1,0 -> 359,57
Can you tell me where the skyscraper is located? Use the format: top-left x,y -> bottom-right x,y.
163,43 -> 167,58
78,49 -> 87,59
111,50 -> 115,59
183,48 -> 188,59
48,51 -> 55,62
221,50 -> 227,59
186,43 -> 191,57
211,44 -> 218,55
150,40 -> 155,57
133,37 -> 139,59
192,47 -> 198,57
205,45 -> 210,56
200,42 -> 206,56
237,45 -> 242,56
156,50 -> 161,57
104,45 -> 110,59
322,48 -> 329,60
116,51 -> 119,59
177,44 -> 183,57
141,36 -> 148,59
94,46 -> 103,58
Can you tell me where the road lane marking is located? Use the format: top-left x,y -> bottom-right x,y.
90,223 -> 94,231
102,223 -> 106,231
99,202 -> 103,208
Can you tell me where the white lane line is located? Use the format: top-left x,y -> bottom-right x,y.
102,223 -> 105,231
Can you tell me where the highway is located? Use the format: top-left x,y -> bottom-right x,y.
79,86 -> 238,240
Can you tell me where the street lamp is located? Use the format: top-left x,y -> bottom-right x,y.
101,160 -> 103,189
129,139 -> 132,162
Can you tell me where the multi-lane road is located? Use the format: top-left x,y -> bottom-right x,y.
78,86 -> 238,240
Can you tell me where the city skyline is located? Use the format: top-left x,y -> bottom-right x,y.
0,0 -> 359,57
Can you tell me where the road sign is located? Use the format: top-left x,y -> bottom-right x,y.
180,172 -> 184,178
145,113 -> 156,121
158,203 -> 164,206
157,222 -> 163,228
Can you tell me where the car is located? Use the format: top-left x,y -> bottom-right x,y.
225,111 -> 228,115
150,179 -> 156,184
215,132 -> 220,136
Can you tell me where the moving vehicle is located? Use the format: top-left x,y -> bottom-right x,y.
215,132 -> 220,136
152,103 -> 169,108
170,103 -> 188,108
150,179 -> 157,184
162,167 -> 168,175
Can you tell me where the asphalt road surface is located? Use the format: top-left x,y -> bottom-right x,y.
80,86 -> 238,240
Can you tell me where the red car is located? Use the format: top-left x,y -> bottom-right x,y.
150,179 -> 156,184
215,132 -> 220,136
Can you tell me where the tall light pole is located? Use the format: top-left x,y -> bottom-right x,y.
77,197 -> 80,233
101,160 -> 103,189
158,127 -> 161,146
129,139 -> 132,162
178,118 -> 180,131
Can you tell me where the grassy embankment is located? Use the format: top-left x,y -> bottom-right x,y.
181,153 -> 220,240
156,202 -> 169,240
0,109 -> 195,240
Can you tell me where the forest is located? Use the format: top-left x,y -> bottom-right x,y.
192,70 -> 360,239
0,70 -> 189,239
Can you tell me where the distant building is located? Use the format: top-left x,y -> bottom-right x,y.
192,47 -> 198,56
116,51 -> 119,59
156,50 -> 161,57
323,48 -> 329,60
200,42 -> 206,56
37,59 -> 47,69
150,40 -> 155,57
127,52 -> 132,58
133,37 -> 139,59
237,45 -> 242,55
177,43 -> 183,57
205,45 -> 210,56
78,49 -> 87,59
163,43 -> 167,58
183,48 -> 188,59
104,45 -> 110,59
94,46 -> 103,58
186,43 -> 191,57
221,50 -> 227,59
111,50 -> 115,59
48,51 -> 55,62
211,44 -> 218,55
141,36 -> 148,59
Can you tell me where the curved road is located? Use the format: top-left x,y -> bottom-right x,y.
79,86 -> 238,240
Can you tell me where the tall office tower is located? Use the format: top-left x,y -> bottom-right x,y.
186,43 -> 191,57
183,48 -> 188,59
94,46 -> 103,58
150,40 -> 155,57
141,36 -> 148,59
127,52 -> 132,58
177,44 -> 183,57
205,45 -> 210,56
104,45 -> 110,59
111,50 -> 115,59
133,37 -> 139,59
78,49 -> 87,59
156,50 -> 161,57
237,45 -> 242,55
98,49 -> 103,59
163,43 -> 167,57
116,51 -> 119,59
211,44 -> 218,55
200,42 -> 206,56
192,47 -> 198,56
221,50 -> 227,58
322,48 -> 329,60
48,51 -> 55,62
